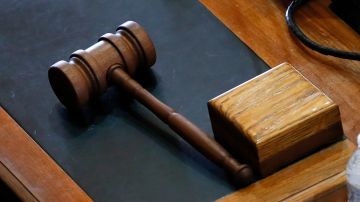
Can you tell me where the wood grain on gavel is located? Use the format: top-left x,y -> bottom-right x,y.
48,21 -> 254,187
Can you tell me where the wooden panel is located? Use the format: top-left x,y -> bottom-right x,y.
0,179 -> 21,201
208,63 -> 343,176
284,171 -> 347,202
217,140 -> 353,202
200,0 -> 360,142
0,107 -> 92,202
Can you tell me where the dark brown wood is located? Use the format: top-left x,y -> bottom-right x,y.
199,0 -> 360,142
48,21 -> 254,187
48,21 -> 156,109
0,107 -> 92,202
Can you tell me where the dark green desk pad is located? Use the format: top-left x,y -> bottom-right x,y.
0,0 -> 268,201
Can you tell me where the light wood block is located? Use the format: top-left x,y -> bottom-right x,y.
208,63 -> 343,176
0,107 -> 92,202
217,139 -> 353,202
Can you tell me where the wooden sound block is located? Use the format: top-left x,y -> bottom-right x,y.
208,63 -> 343,176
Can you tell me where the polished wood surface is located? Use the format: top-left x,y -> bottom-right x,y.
200,0 -> 360,142
285,171 -> 347,202
217,140 -> 354,202
48,21 -> 156,109
0,107 -> 92,201
208,63 -> 343,176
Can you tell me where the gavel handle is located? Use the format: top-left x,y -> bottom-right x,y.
110,66 -> 254,186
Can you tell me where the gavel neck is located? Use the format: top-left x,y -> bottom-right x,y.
108,66 -> 177,121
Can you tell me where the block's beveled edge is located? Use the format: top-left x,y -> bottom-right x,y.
208,101 -> 261,172
257,99 -> 341,160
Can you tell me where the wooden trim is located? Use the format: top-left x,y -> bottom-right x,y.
216,140 -> 353,202
0,107 -> 92,202
0,161 -> 37,202
283,171 -> 347,202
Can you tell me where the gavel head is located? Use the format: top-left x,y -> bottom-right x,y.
48,21 -> 156,109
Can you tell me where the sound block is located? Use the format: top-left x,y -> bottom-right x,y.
208,63 -> 343,176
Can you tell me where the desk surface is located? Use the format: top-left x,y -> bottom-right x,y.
200,0 -> 359,200
201,0 -> 360,142
0,0 -> 268,201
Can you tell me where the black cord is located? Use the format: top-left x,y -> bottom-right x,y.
285,0 -> 360,61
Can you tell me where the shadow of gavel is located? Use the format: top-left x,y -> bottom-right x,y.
48,21 -> 254,187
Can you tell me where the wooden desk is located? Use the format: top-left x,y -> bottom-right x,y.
0,0 -> 356,200
200,0 -> 360,142
199,0 -> 359,200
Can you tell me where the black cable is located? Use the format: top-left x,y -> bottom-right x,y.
285,0 -> 360,61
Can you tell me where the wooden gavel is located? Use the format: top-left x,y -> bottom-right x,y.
48,21 -> 254,186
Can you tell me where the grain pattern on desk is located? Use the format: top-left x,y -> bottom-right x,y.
200,0 -> 360,141
284,171 -> 347,202
0,107 -> 92,202
217,140 -> 353,202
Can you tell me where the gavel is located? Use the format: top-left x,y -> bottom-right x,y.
48,21 -> 254,187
